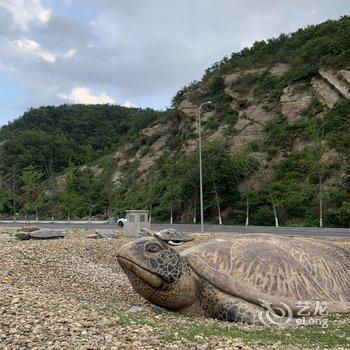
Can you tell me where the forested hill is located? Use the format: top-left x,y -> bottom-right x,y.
0,104 -> 164,175
0,16 -> 349,227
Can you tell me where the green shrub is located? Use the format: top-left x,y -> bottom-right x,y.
252,72 -> 283,101
205,16 -> 350,77
323,100 -> 350,158
325,204 -> 350,227
209,75 -> 225,94
237,99 -> 249,109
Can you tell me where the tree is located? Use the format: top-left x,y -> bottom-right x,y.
0,186 -> 7,214
257,140 -> 280,227
79,166 -> 101,220
0,163 -> 10,215
306,120 -> 327,227
20,166 -> 44,222
59,166 -> 81,220
202,140 -> 237,225
100,158 -> 117,221
231,150 -> 258,226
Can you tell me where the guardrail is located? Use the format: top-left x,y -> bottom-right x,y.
0,220 -> 110,225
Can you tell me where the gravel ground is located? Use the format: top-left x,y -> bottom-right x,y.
0,228 -> 349,350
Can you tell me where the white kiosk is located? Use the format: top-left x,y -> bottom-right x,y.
124,210 -> 150,237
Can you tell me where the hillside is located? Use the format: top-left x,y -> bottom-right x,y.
0,16 -> 350,227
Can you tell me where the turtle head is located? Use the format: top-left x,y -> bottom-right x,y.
117,237 -> 197,311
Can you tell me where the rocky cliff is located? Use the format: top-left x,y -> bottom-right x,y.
105,17 -> 350,226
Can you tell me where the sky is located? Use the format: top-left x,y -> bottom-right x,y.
0,0 -> 349,126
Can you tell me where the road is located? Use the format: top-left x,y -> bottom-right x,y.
0,221 -> 349,239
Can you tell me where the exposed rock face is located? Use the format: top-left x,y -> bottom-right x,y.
178,99 -> 197,117
184,138 -> 198,155
340,70 -> 350,84
202,111 -> 216,122
207,124 -> 226,142
319,69 -> 350,99
137,136 -> 166,173
101,64 -> 350,198
322,148 -> 341,163
244,67 -> 266,76
140,122 -> 170,137
311,77 -> 341,108
223,103 -> 276,148
235,118 -> 251,132
223,68 -> 266,86
223,72 -> 241,85
112,171 -> 122,185
293,138 -> 313,151
270,63 -> 290,77
280,84 -> 313,122
231,123 -> 265,148
239,104 -> 275,125
93,165 -> 103,176
224,86 -> 240,100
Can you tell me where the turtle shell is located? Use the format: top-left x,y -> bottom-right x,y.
183,235 -> 350,311
154,228 -> 194,243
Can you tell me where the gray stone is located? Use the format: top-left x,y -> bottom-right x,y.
29,229 -> 64,239
127,306 -> 143,314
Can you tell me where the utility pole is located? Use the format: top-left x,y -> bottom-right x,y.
198,101 -> 211,233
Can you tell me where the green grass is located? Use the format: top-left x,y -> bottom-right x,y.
112,311 -> 350,348
0,229 -> 16,236
165,315 -> 350,348
115,312 -> 149,326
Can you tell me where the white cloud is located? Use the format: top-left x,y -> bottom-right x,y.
1,0 -> 350,126
62,48 -> 77,58
58,87 -> 116,104
11,38 -> 77,63
12,38 -> 56,63
123,100 -> 137,108
0,0 -> 51,31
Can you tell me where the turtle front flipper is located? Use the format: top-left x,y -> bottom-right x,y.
199,281 -> 294,326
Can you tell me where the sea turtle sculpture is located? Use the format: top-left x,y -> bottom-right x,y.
16,229 -> 65,240
117,235 -> 350,325
137,228 -> 194,245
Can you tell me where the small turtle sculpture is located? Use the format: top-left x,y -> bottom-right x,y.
137,228 -> 194,245
16,229 -> 64,240
87,231 -> 118,240
117,235 -> 350,325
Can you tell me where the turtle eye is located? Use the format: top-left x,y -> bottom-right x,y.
146,243 -> 160,253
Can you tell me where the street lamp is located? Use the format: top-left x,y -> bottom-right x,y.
198,101 -> 212,233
